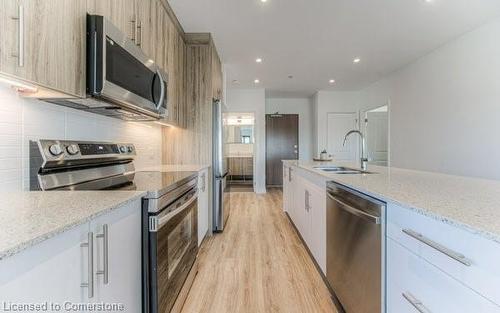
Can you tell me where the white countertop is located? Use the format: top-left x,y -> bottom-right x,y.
0,191 -> 146,260
284,160 -> 500,244
137,164 -> 210,172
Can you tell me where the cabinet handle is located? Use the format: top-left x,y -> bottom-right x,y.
80,232 -> 94,298
136,20 -> 142,46
130,18 -> 136,42
201,173 -> 206,192
305,190 -> 310,212
96,224 -> 109,284
402,292 -> 432,313
402,229 -> 472,266
288,167 -> 292,182
10,5 -> 24,67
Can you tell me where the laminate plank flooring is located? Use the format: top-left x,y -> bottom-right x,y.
181,189 -> 338,313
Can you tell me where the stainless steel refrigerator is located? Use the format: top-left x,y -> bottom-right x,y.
213,99 -> 231,232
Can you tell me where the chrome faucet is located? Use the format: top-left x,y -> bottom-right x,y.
343,130 -> 368,170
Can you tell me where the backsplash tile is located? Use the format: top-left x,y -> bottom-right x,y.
0,84 -> 163,191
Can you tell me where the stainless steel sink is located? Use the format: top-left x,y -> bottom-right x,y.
313,166 -> 375,174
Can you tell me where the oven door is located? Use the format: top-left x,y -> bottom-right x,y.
149,190 -> 198,313
87,15 -> 168,119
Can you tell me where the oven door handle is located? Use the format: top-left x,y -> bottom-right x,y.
152,194 -> 197,231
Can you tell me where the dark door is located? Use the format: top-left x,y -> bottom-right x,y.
266,114 -> 299,186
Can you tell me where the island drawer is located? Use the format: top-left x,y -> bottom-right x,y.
387,202 -> 500,306
387,238 -> 500,313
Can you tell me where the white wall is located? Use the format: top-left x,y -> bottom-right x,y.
312,91 -> 360,156
0,84 -> 163,191
225,89 -> 266,193
356,17 -> 500,180
265,97 -> 314,160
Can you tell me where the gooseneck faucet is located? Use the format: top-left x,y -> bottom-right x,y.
343,130 -> 368,170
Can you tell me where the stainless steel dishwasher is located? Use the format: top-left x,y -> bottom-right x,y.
326,181 -> 386,313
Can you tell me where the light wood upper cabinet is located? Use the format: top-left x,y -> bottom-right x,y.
134,0 -> 154,58
0,0 -> 24,80
87,0 -> 136,42
23,0 -> 87,97
0,0 -> 87,97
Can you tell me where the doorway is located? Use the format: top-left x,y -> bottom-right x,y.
224,112 -> 255,192
265,114 -> 299,187
361,105 -> 389,166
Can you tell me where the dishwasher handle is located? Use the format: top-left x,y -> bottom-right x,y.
327,192 -> 381,224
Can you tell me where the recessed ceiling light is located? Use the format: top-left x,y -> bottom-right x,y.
256,58 -> 262,63
232,79 -> 240,84
288,75 -> 293,79
329,79 -> 335,84
353,58 -> 361,63
261,0 -> 267,2
254,79 -> 260,84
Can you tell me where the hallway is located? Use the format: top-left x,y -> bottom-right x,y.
181,189 -> 337,313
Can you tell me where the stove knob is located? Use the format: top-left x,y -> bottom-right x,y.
120,146 -> 127,153
48,144 -> 63,156
127,146 -> 134,153
66,144 -> 79,155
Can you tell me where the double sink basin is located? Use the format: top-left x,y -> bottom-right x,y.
313,166 -> 375,174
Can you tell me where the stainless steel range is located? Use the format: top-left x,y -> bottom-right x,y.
30,139 -> 199,313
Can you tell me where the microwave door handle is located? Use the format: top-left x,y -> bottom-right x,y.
156,69 -> 166,110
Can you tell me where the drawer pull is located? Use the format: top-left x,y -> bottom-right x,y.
402,229 -> 472,266
402,292 -> 432,313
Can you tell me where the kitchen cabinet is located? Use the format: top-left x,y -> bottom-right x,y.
0,0 -> 87,97
284,164 -> 327,273
198,167 -> 210,246
88,0 -> 136,43
228,157 -> 253,181
387,237 -> 500,313
89,200 -> 142,311
306,179 -> 326,273
387,202 -> 500,309
0,199 -> 142,309
0,222 -> 90,306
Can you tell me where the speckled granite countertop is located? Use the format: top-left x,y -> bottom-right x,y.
283,160 -> 500,244
137,164 -> 210,172
0,191 -> 146,260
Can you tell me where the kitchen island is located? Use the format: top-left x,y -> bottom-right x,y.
283,160 -> 500,312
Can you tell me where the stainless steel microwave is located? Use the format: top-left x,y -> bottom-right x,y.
46,15 -> 168,121
86,14 -> 167,120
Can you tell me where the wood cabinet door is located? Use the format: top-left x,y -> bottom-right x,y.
0,222 -> 91,306
0,0 -> 24,79
89,199 -> 142,311
88,0 -> 136,42
197,168 -> 210,246
134,0 -> 153,58
21,0 -> 86,97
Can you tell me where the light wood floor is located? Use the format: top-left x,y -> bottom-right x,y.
181,189 -> 338,313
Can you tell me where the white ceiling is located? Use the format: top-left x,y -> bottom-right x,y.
169,0 -> 500,96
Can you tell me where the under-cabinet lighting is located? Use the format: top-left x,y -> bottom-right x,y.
0,75 -> 38,93
154,121 -> 176,128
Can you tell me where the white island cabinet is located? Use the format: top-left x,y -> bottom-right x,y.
0,198 -> 142,312
283,164 -> 327,273
387,202 -> 500,312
